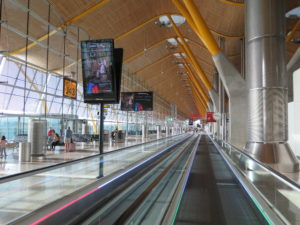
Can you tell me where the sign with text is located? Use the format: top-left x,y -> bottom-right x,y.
63,78 -> 77,99
206,112 -> 216,122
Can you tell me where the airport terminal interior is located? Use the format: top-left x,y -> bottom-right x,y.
0,0 -> 300,224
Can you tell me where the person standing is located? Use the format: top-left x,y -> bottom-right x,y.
47,127 -> 54,137
0,136 -> 8,157
64,127 -> 72,152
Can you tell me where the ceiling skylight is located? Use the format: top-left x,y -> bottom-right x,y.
158,15 -> 186,28
286,7 -> 300,18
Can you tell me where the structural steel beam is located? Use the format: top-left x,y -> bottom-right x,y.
181,55 -> 209,102
57,35 -> 218,74
286,19 -> 300,43
169,15 -> 213,91
10,0 -> 111,55
17,63 -> 49,113
190,83 -> 207,109
219,0 -> 244,7
182,0 -> 221,56
115,13 -> 243,42
184,66 -> 209,104
181,0 -> 247,148
10,9 -> 243,56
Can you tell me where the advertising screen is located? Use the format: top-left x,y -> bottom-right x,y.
134,92 -> 153,111
81,39 -> 117,103
120,92 -> 153,111
63,78 -> 77,99
120,92 -> 135,111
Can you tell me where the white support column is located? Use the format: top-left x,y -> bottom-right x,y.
156,125 -> 161,139
142,124 -> 148,139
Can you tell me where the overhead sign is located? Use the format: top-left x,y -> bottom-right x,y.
189,114 -> 197,119
213,112 -> 221,120
63,78 -> 77,99
206,112 -> 216,122
167,117 -> 173,121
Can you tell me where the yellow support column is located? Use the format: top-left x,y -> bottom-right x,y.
168,15 -> 213,92
286,19 -> 300,43
180,53 -> 209,102
182,0 -> 221,56
191,84 -> 207,110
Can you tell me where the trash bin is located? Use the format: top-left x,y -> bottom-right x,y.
28,119 -> 47,156
19,142 -> 31,162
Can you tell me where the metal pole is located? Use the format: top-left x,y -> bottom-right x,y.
99,103 -> 104,154
61,27 -> 67,135
45,3 -> 51,119
22,0 -> 30,135
126,111 -> 128,138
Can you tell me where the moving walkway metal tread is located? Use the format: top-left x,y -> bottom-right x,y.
174,135 -> 269,225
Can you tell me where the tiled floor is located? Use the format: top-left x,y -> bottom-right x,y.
0,134 -> 166,177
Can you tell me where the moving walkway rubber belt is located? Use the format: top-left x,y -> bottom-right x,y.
112,138 -> 197,225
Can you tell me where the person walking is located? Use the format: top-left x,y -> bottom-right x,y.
64,127 -> 73,152
0,136 -> 8,157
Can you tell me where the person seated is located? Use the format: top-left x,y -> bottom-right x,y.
111,128 -> 118,142
51,133 -> 60,151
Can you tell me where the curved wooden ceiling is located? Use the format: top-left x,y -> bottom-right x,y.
2,0 -> 300,117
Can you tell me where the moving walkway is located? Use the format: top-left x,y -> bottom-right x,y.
2,133 -> 299,225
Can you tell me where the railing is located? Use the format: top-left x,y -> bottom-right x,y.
0,134 -> 191,225
212,136 -> 300,225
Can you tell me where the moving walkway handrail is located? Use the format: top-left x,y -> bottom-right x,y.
213,136 -> 300,191
11,134 -> 193,225
113,136 -> 199,225
161,134 -> 201,225
0,133 -> 186,184
209,135 -> 286,225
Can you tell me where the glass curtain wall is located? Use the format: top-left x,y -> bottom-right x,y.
0,0 -> 188,141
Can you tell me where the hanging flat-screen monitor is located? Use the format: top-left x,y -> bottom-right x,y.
121,92 -> 153,111
81,39 -> 117,103
120,92 -> 135,111
112,48 -> 123,103
134,92 -> 153,111
63,78 -> 77,99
